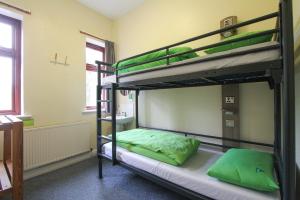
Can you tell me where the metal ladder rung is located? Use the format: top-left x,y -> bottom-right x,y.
97,100 -> 112,103
97,83 -> 118,178
101,85 -> 113,89
98,118 -> 112,122
98,153 -> 112,160
100,135 -> 112,141
100,141 -> 111,148
98,70 -> 114,75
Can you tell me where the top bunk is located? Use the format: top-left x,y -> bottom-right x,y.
97,12 -> 282,90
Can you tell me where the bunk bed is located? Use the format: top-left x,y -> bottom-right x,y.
95,1 -> 296,200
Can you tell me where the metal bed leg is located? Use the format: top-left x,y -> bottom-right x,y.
97,83 -> 103,179
274,83 -> 281,155
111,83 -> 117,166
280,1 -> 296,199
136,90 -> 139,128
273,83 -> 282,195
98,156 -> 103,179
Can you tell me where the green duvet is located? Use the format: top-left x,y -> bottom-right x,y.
115,129 -> 200,166
114,47 -> 199,74
113,32 -> 273,75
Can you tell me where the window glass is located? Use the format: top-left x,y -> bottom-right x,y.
0,22 -> 13,49
86,70 -> 97,108
85,42 -> 106,110
86,47 -> 103,66
0,15 -> 21,115
0,56 -> 13,110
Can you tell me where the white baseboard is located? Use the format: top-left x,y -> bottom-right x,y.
24,150 -> 97,180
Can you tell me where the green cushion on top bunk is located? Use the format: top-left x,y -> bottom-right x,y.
115,128 -> 200,166
204,31 -> 273,54
114,47 -> 199,74
207,148 -> 279,192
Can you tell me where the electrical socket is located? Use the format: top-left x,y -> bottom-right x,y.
225,96 -> 235,104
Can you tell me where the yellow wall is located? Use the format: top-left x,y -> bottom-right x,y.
113,0 -> 278,58
0,0 -> 113,148
113,0 -> 278,143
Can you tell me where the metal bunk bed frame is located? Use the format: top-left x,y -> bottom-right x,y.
95,1 -> 295,199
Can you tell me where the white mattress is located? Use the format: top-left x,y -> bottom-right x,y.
102,42 -> 280,85
103,143 -> 280,200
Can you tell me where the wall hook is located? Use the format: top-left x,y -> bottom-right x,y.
50,53 -> 69,66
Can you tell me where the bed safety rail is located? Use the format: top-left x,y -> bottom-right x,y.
97,12 -> 279,75
95,61 -> 116,75
117,12 -> 278,66
116,29 -> 279,72
139,126 -> 274,149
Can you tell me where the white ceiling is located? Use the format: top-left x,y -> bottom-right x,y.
78,0 -> 145,19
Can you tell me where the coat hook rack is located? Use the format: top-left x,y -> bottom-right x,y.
50,53 -> 69,66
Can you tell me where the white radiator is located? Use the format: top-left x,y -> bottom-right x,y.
24,122 -> 91,170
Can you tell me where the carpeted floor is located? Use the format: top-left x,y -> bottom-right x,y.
3,157 -> 189,200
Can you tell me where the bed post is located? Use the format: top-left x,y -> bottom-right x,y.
279,1 -> 295,199
136,90 -> 139,128
274,83 -> 282,194
97,64 -> 103,179
111,83 -> 117,165
274,83 -> 281,156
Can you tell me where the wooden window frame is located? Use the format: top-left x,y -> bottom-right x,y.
85,42 -> 106,110
0,14 -> 21,115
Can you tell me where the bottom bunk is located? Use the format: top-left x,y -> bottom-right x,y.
102,142 -> 280,200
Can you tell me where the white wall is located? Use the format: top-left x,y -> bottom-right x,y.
240,83 -> 274,144
139,86 -> 222,136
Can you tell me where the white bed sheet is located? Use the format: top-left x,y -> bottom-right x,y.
103,143 -> 280,200
102,41 -> 280,85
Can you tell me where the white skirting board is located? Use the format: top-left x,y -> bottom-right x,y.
24,150 -> 96,180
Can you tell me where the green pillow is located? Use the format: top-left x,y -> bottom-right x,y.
168,47 -> 198,59
114,47 -> 198,68
207,148 -> 279,192
204,31 -> 273,54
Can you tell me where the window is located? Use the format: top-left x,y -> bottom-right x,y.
0,14 -> 21,115
85,42 -> 106,111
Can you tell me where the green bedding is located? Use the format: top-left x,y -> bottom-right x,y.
204,31 -> 273,54
207,148 -> 279,192
115,128 -> 200,166
113,31 -> 273,75
114,47 -> 199,74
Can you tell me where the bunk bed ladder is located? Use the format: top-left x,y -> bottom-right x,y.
97,66 -> 117,179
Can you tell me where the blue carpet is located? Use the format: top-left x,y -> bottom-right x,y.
3,157 -> 189,200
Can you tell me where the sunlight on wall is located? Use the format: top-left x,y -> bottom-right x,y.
0,0 -> 114,149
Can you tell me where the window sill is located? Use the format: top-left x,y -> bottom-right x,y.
0,114 -> 32,118
82,109 -> 108,114
17,114 -> 32,118
82,109 -> 96,114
